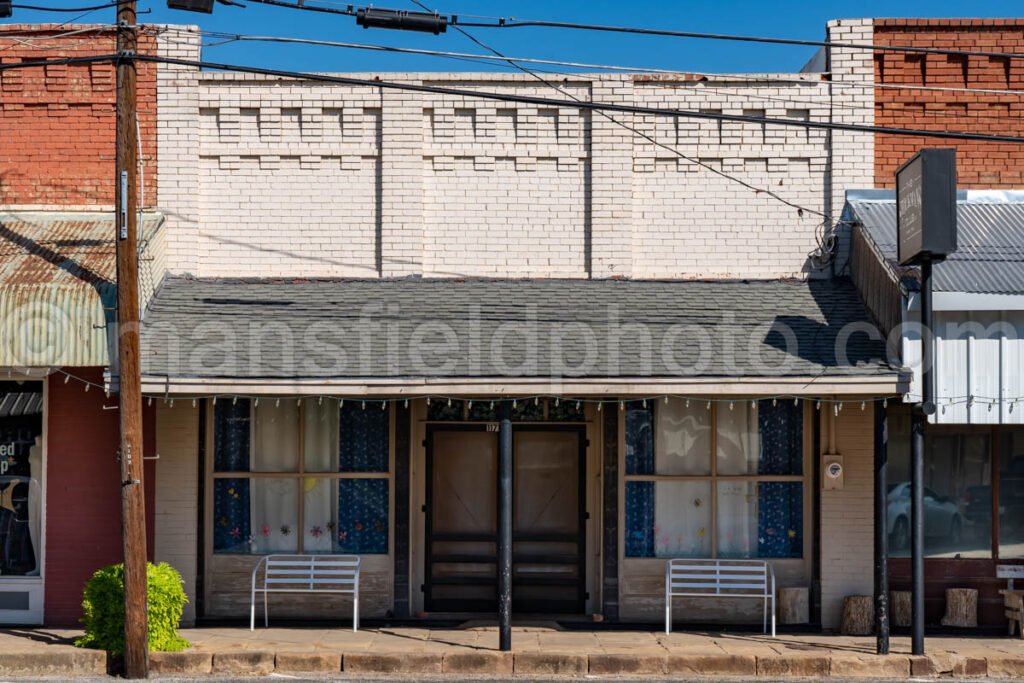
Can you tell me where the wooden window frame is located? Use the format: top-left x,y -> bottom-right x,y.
621,399 -> 810,560
208,399 -> 392,555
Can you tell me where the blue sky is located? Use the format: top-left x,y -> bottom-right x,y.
6,1 -> 1024,73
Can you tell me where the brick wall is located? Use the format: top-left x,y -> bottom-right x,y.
153,401 -> 199,625
874,19 -> 1024,187
819,403 -> 875,629
0,25 -> 157,208
155,25 -> 874,281
45,368 -> 156,626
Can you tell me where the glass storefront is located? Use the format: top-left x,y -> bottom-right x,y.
889,404 -> 1024,559
0,383 -> 43,576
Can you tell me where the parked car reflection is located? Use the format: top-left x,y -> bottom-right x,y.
887,481 -> 977,556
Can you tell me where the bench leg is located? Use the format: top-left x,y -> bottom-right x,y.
264,589 -> 269,628
353,594 -> 359,632
250,592 -> 255,632
665,599 -> 671,634
763,597 -> 768,635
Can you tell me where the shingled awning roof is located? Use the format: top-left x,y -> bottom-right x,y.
0,211 -> 163,367
140,276 -> 902,395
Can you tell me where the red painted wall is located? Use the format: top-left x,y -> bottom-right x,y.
0,24 -> 157,206
44,368 -> 155,627
874,18 -> 1024,187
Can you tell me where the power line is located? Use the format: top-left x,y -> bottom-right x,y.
134,53 -> 1024,144
453,17 -> 1024,61
11,0 -> 126,10
409,0 -> 825,222
149,26 -> 1024,127
225,0 -> 1024,61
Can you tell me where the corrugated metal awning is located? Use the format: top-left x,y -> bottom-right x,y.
847,194 -> 1024,295
0,211 -> 163,368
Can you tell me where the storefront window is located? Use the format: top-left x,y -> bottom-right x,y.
212,399 -> 389,555
624,398 -> 804,559
428,398 -> 585,422
888,405 -> 992,559
998,429 -> 1024,559
0,384 -> 43,577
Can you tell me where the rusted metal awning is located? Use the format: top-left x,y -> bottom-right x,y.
0,211 -> 163,368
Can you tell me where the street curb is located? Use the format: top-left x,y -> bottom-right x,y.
10,649 -> 1024,677
0,650 -> 107,677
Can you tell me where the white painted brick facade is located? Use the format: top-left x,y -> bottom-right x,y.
153,401 -> 200,626
154,23 -> 874,281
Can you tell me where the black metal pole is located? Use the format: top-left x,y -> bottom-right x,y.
874,399 -> 890,655
498,401 -> 513,651
912,259 -> 934,656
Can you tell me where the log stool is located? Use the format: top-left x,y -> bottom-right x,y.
940,588 -> 978,628
779,587 -> 809,625
890,590 -> 912,628
1002,590 -> 1024,638
840,595 -> 874,636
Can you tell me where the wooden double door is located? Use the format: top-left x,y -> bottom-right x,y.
424,424 -> 587,614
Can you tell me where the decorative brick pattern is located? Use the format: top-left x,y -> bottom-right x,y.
874,18 -> 1024,187
0,25 -> 157,208
156,27 -> 874,281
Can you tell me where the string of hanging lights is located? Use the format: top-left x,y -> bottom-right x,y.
39,367 -> 1024,416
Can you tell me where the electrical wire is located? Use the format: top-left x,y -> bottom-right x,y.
226,0 -> 1024,61
411,0 -> 825,222
11,0 -> 126,11
134,53 -> 1024,143
452,17 -> 1024,61
146,26 -> 1024,128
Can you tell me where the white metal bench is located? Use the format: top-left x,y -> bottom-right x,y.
665,558 -> 776,636
250,554 -> 360,631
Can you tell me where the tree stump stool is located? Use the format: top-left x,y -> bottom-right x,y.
779,587 -> 809,624
841,595 -> 874,635
941,588 -> 978,628
890,590 -> 912,628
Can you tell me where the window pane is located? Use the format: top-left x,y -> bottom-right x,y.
624,402 -> 654,475
337,478 -> 388,554
253,400 -> 299,472
717,400 -> 802,475
304,399 -> 339,473
624,481 -> 711,558
887,428 -> 991,559
655,398 -> 711,475
467,401 -> 499,421
998,429 -> 1024,559
428,399 -> 464,421
303,478 -> 335,553
718,481 -> 802,559
213,478 -> 250,553
716,401 -> 760,475
757,400 -> 803,475
339,403 -> 389,473
251,478 -> 299,553
512,400 -> 544,421
548,399 -> 585,422
214,399 -> 250,472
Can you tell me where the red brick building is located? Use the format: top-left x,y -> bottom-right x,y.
0,24 -> 157,625
874,18 -> 1024,188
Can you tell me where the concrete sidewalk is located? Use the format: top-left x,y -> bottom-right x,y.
0,624 -> 1022,678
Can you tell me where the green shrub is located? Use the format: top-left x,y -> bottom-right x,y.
75,562 -> 190,654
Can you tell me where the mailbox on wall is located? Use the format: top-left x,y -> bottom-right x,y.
896,148 -> 958,266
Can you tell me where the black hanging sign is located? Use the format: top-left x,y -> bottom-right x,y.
896,148 -> 958,266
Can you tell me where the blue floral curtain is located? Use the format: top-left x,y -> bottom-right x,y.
757,400 -> 802,475
213,400 -> 251,552
340,403 -> 389,472
624,481 -> 655,557
757,482 -> 803,558
337,479 -> 388,554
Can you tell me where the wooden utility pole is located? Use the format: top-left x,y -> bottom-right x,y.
115,0 -> 149,677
